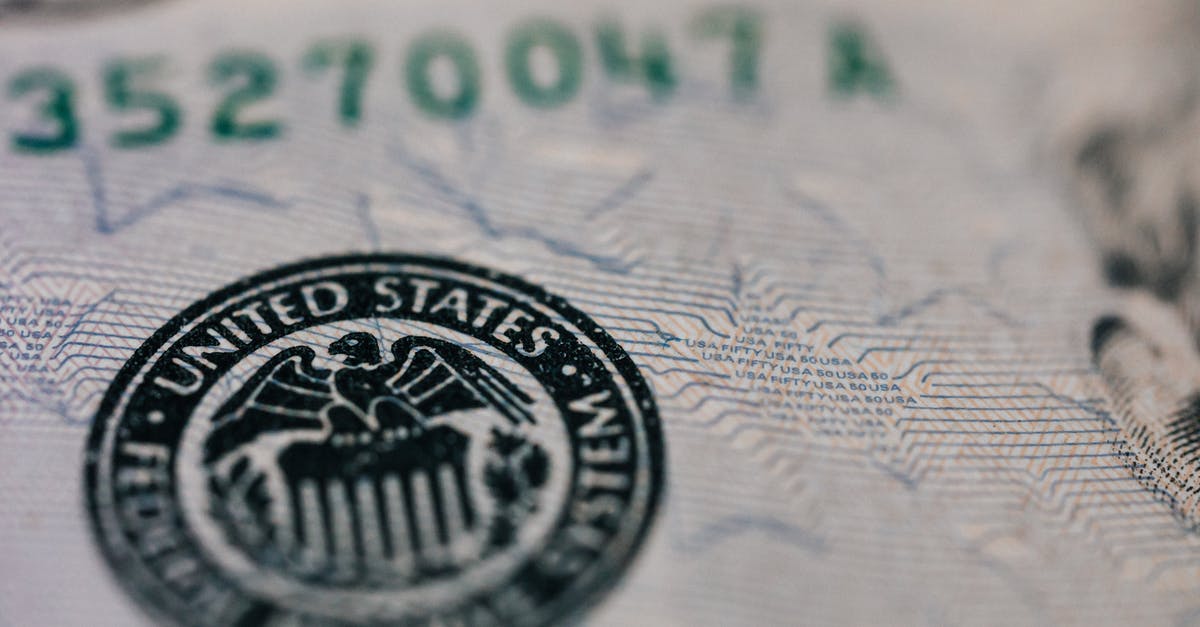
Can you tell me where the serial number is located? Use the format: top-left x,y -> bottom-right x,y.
5,7 -> 764,153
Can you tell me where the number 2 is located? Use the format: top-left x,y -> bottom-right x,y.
209,52 -> 283,141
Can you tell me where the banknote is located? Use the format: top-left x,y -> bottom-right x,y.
2,0 -> 1199,625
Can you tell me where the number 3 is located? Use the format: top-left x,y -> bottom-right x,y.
8,68 -> 78,154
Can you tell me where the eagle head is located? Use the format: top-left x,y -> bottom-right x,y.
328,332 -> 382,367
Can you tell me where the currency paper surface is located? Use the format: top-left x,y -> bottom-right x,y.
0,0 -> 1196,625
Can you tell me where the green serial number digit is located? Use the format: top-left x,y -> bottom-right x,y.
8,68 -> 78,154
506,19 -> 584,109
827,21 -> 895,100
304,39 -> 375,127
104,57 -> 182,148
405,30 -> 481,121
595,19 -> 676,99
209,52 -> 283,141
691,7 -> 762,98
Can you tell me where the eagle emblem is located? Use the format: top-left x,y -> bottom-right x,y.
202,332 -> 550,585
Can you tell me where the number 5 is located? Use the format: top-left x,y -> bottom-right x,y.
104,57 -> 182,148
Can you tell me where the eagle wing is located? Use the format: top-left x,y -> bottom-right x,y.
385,336 -> 536,425
203,345 -> 334,464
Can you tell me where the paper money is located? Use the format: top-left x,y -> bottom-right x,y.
1,0 -> 1198,625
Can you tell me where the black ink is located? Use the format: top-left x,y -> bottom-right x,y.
85,254 -> 663,626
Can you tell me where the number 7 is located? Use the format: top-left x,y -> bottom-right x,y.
304,39 -> 375,127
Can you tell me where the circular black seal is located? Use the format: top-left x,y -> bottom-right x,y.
85,255 -> 663,626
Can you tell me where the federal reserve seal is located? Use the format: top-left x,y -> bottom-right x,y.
84,255 -> 663,626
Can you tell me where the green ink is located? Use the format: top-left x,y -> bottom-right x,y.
595,18 -> 675,99
209,52 -> 282,141
8,68 -> 78,153
303,39 -> 375,127
828,21 -> 895,99
404,30 -> 481,121
104,57 -> 182,148
505,19 -> 583,109
691,7 -> 762,98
